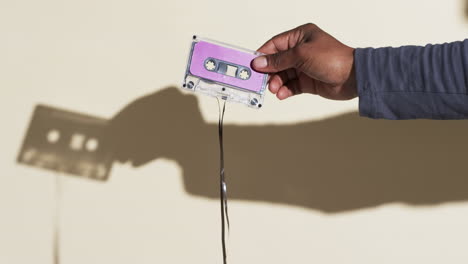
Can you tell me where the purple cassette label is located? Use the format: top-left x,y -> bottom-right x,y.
189,41 -> 265,93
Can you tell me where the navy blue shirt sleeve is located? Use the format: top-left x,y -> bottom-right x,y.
355,39 -> 468,120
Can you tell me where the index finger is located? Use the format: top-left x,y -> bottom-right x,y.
257,26 -> 303,55
257,29 -> 294,55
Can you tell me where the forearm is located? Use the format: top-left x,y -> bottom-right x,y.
356,39 -> 468,119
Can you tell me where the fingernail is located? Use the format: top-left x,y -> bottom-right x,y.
269,81 -> 279,91
278,89 -> 292,100
253,56 -> 267,68
278,90 -> 287,100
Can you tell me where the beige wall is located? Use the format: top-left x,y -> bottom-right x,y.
1,0 -> 468,263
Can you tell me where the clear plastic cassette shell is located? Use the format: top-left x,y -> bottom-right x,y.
183,36 -> 268,109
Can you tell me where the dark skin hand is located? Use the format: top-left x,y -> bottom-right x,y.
252,23 -> 357,101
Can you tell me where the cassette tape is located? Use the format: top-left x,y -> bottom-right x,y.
183,36 -> 268,108
17,105 -> 113,181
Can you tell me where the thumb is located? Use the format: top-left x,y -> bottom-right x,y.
252,48 -> 300,73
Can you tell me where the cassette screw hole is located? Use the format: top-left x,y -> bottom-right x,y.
258,104 -> 262,108
187,81 -> 194,89
222,87 -> 226,91
47,129 -> 60,143
183,84 -> 186,88
250,98 -> 259,106
86,138 -> 99,152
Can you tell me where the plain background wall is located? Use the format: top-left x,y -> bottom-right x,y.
1,0 -> 468,263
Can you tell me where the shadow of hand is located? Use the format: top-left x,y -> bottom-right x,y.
106,87 -> 206,167
106,87 -> 468,213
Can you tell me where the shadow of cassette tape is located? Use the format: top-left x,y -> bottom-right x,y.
17,105 -> 113,181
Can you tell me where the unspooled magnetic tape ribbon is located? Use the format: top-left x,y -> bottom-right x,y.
217,99 -> 230,264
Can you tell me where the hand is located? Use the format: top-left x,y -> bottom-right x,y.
252,23 -> 357,100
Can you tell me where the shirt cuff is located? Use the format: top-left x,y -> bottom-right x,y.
355,48 -> 378,118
